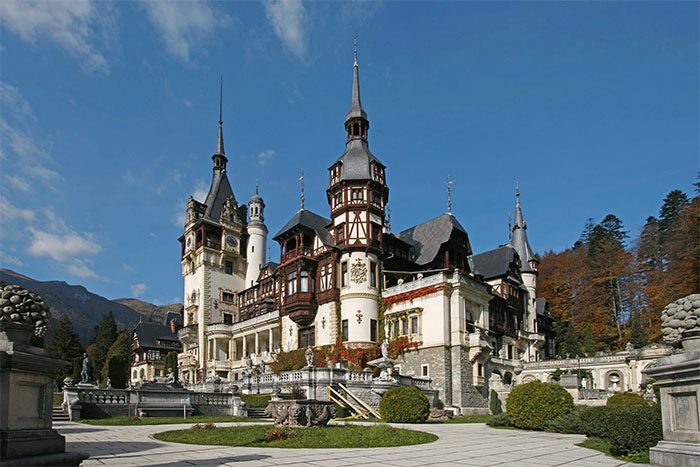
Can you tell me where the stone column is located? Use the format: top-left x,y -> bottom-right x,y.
255,333 -> 260,355
242,335 -> 247,357
0,325 -> 88,465
268,328 -> 274,353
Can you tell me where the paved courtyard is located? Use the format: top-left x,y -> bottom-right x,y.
56,421 -> 642,467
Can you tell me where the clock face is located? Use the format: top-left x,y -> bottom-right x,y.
226,235 -> 238,247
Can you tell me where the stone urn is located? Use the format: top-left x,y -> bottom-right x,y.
0,284 -> 50,345
661,293 -> 700,350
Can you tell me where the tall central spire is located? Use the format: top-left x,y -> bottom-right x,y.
216,77 -> 225,156
511,184 -> 537,272
345,36 -> 368,139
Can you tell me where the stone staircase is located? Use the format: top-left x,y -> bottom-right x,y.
52,406 -> 70,422
246,407 -> 270,419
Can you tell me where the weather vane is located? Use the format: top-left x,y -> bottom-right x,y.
447,175 -> 454,215
299,170 -> 305,210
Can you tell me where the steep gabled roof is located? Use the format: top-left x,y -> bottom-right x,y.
332,139 -> 383,181
470,245 -> 520,280
272,209 -> 334,246
132,321 -> 181,351
512,190 -> 536,272
396,213 -> 469,265
202,170 -> 235,223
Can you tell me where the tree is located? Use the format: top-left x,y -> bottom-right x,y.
89,311 -> 118,384
629,314 -> 647,349
557,321 -> 580,357
47,314 -> 83,385
658,189 -> 689,239
582,325 -> 596,356
101,333 -> 131,388
164,351 -> 178,378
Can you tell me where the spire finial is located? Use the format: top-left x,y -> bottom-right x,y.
299,170 -> 305,210
255,181 -> 259,195
353,33 -> 358,67
515,181 -> 520,200
447,175 -> 454,215
215,77 -> 225,155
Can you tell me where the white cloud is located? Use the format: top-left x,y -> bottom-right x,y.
0,251 -> 23,267
0,0 -> 118,75
140,0 -> 230,65
0,196 -> 36,222
257,149 -> 275,167
27,227 -> 101,262
5,176 -> 31,193
341,0 -> 383,24
264,0 -> 309,60
192,178 -> 208,203
66,261 -> 100,279
130,283 -> 147,298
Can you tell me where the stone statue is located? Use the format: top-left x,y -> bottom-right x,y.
661,293 -> 700,347
245,355 -> 253,372
305,346 -> 314,367
106,377 -> 112,388
625,342 -> 634,351
80,353 -> 89,383
381,338 -> 390,359
643,383 -> 657,404
165,370 -> 176,384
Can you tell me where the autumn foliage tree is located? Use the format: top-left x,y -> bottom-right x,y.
538,179 -> 698,352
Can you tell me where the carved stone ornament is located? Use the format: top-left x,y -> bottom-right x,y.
661,293 -> 700,347
0,284 -> 50,340
266,400 -> 336,427
350,258 -> 367,284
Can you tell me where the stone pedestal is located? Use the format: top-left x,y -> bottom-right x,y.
0,329 -> 88,466
644,349 -> 700,467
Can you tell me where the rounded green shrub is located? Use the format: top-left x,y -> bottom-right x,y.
379,386 -> 430,423
506,380 -> 574,430
489,389 -> 503,415
606,392 -> 647,407
544,406 -> 587,434
579,405 -> 609,438
606,405 -> 662,455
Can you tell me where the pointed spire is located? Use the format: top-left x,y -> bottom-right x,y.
511,184 -> 537,272
215,77 -> 225,155
447,175 -> 454,215
346,35 -> 367,124
299,170 -> 305,210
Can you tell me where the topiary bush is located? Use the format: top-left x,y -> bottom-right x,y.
379,386 -> 430,423
606,392 -> 647,407
578,405 -> 610,438
605,405 -> 662,455
490,389 -> 502,415
506,380 -> 574,430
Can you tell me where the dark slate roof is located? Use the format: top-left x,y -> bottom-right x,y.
203,170 -> 235,223
133,321 -> 181,351
332,139 -> 383,181
470,245 -> 519,280
395,213 -> 469,265
512,193 -> 537,272
535,297 -> 550,317
272,209 -> 334,246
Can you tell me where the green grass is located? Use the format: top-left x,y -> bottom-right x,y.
577,437 -> 650,464
153,424 -> 438,448
80,416 -> 256,426
240,393 -> 272,408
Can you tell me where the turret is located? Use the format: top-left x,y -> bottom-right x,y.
511,186 -> 538,332
245,187 -> 267,287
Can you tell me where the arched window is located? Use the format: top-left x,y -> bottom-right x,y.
607,372 -> 622,391
139,369 -> 145,379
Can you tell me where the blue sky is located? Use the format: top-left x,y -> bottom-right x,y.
1,1 -> 697,305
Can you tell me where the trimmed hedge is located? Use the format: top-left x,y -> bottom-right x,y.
506,380 -> 574,430
379,386 -> 430,423
606,392 -> 647,407
605,405 -> 662,455
544,406 -> 586,434
486,413 -> 514,427
489,389 -> 502,415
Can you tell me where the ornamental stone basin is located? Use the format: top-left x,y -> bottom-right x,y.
265,400 -> 336,427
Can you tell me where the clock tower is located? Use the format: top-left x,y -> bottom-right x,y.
179,88 -> 247,377
327,45 -> 388,347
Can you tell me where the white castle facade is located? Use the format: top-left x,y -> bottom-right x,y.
175,50 -> 609,413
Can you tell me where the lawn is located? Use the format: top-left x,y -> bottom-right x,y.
153,424 -> 438,448
80,416 -> 256,426
577,438 -> 651,464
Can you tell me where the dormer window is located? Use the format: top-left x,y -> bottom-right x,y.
351,188 -> 363,201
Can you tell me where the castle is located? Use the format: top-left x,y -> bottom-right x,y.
175,48 -> 555,412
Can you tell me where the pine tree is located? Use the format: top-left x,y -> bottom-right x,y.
47,314 -> 83,384
102,333 -> 131,388
629,314 -> 647,348
658,189 -> 690,239
582,325 -> 596,356
90,311 -> 118,383
557,321 -> 580,357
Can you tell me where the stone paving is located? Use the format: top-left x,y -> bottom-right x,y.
56,420 -> 643,466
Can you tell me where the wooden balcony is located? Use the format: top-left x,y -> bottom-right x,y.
281,246 -> 313,263
281,292 -> 318,326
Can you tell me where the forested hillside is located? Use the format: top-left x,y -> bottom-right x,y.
538,178 -> 699,355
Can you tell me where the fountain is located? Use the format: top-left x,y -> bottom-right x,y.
367,339 -> 400,395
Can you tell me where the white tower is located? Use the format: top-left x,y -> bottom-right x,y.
326,43 -> 388,347
245,188 -> 267,287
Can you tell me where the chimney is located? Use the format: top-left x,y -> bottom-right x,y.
169,318 -> 176,334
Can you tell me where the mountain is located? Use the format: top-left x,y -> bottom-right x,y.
0,269 -> 181,345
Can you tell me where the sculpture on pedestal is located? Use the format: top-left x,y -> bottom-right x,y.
305,346 -> 314,368
80,353 -> 90,383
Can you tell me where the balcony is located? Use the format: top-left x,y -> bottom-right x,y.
281,246 -> 313,263
178,325 -> 199,345
281,292 -> 318,326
